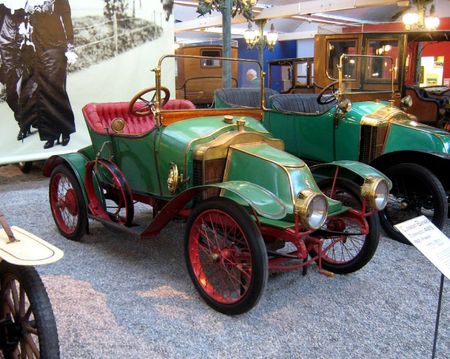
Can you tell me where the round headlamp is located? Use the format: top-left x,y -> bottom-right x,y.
294,190 -> 328,230
361,177 -> 389,211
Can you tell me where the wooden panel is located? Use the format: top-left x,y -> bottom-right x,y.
405,88 -> 439,123
160,108 -> 263,126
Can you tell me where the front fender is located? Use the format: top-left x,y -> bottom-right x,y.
140,181 -> 287,238
215,181 -> 288,219
310,160 -> 392,189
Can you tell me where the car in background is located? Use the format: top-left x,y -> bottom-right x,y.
43,55 -> 390,315
215,54 -> 450,244
314,31 -> 450,129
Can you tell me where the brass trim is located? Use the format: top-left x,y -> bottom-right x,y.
194,131 -> 284,162
167,162 -> 180,194
183,124 -> 236,178
361,176 -> 388,210
111,118 -> 125,134
224,115 -> 234,124
360,106 -> 407,127
294,190 -> 328,230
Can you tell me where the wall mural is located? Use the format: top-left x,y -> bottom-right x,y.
0,0 -> 174,165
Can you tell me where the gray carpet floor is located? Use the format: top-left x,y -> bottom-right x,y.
0,163 -> 448,359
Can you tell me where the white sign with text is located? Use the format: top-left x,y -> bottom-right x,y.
395,216 -> 450,280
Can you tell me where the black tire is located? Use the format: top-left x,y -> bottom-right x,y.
379,163 -> 447,245
18,162 -> 33,174
316,178 -> 380,274
49,164 -> 88,241
0,262 -> 60,358
185,197 -> 268,315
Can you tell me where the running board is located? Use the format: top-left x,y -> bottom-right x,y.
88,215 -> 146,238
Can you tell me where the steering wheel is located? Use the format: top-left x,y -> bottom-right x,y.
129,86 -> 170,116
317,81 -> 339,105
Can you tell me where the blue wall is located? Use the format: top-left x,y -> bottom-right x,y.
237,39 -> 297,87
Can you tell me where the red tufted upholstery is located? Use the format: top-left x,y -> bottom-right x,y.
83,99 -> 196,136
163,99 -> 196,110
83,102 -> 155,136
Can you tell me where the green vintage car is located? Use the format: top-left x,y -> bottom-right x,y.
216,54 -> 449,244
44,55 -> 390,315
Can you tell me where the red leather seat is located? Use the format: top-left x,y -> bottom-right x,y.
163,99 -> 196,110
83,102 -> 155,136
83,99 -> 196,136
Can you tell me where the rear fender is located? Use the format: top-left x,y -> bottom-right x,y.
141,181 -> 287,238
43,153 -> 90,202
310,160 -> 392,189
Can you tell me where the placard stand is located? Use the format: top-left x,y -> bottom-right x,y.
432,274 -> 445,359
394,216 -> 449,359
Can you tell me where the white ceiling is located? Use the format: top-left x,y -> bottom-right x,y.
174,0 -> 449,43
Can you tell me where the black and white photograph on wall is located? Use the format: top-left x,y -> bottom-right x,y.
0,0 -> 174,165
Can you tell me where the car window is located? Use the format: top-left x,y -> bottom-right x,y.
366,39 -> 399,81
327,39 -> 358,80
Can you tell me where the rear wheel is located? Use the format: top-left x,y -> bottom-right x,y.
316,178 -> 379,274
185,198 -> 268,315
85,159 -> 134,227
0,262 -> 60,358
49,164 -> 87,241
379,163 -> 447,244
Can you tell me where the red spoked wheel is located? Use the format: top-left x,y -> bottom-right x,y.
185,198 -> 268,315
85,159 -> 134,227
49,164 -> 87,241
314,178 -> 380,274
0,262 -> 60,358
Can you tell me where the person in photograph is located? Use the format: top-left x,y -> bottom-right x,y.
22,0 -> 76,149
0,2 -> 33,141
246,68 -> 260,88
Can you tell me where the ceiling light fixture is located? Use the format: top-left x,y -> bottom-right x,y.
402,1 -> 440,30
244,20 -> 278,51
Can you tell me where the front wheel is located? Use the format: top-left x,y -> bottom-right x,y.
316,178 -> 380,274
185,198 -> 268,315
379,163 -> 447,244
0,262 -> 60,358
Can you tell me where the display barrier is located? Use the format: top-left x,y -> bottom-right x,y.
0,0 -> 174,165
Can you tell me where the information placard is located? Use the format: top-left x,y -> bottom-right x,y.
395,216 -> 450,280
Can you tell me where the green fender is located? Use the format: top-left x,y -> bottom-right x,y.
214,181 -> 288,220
140,180 -> 288,238
310,160 -> 392,189
43,153 -> 90,203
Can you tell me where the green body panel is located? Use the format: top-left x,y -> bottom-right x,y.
383,121 -> 450,155
264,102 -> 386,162
224,142 -> 342,216
311,160 -> 393,189
265,99 -> 450,163
87,129 -> 161,195
265,110 -> 335,162
158,116 -> 271,198
87,116 -> 272,199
